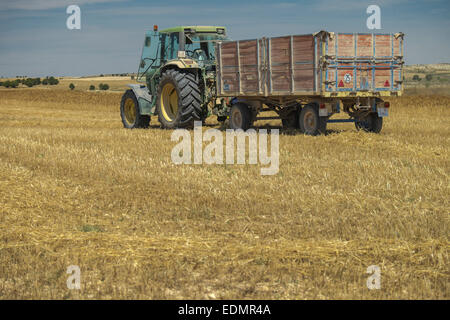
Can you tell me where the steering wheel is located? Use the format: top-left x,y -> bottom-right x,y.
185,50 -> 196,57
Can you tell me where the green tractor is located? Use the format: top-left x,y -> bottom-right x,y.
120,25 -> 229,129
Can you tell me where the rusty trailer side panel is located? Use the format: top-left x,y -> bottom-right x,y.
215,31 -> 404,98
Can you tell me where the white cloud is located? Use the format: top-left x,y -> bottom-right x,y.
0,0 -> 128,11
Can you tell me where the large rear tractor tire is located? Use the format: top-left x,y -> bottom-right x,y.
120,90 -> 150,129
298,103 -> 327,135
157,69 -> 202,129
355,113 -> 383,133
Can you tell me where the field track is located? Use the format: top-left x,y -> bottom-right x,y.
0,89 -> 448,299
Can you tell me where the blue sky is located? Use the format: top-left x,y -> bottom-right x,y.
0,0 -> 449,77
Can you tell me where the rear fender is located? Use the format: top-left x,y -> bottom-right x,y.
127,84 -> 155,115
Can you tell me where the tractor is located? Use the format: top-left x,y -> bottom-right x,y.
120,25 -> 229,129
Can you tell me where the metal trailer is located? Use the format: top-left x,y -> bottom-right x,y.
215,31 -> 404,134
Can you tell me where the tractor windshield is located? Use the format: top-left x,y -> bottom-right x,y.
185,33 -> 228,62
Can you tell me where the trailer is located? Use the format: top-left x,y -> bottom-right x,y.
215,31 -> 404,134
121,27 -> 404,135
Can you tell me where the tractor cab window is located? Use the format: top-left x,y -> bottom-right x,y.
137,31 -> 161,82
160,33 -> 179,61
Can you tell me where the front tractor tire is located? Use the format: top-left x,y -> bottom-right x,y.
298,103 -> 327,135
120,90 -> 150,129
355,113 -> 383,133
157,69 -> 202,129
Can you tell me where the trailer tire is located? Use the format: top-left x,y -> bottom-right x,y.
157,69 -> 202,129
299,103 -> 327,135
120,90 -> 150,129
355,113 -> 383,133
229,103 -> 252,130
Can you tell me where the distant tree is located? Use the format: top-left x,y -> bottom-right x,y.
0,82 -> 3,87
100,74 -> 104,77
425,74 -> 432,81
24,78 -> 34,87
69,83 -> 75,90
42,78 -> 48,85
412,75 -> 420,81
99,83 -> 109,90
130,75 -> 135,80
48,76 -> 59,85
89,85 -> 95,90
5,80 -> 19,88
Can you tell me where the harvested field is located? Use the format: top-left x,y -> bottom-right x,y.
0,89 -> 448,299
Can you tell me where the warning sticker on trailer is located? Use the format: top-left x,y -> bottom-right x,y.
344,73 -> 352,84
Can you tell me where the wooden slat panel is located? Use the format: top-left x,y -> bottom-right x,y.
239,40 -> 258,93
293,66 -> 314,90
270,36 -> 291,92
221,42 -> 239,65
337,34 -> 354,57
220,41 -> 240,94
356,34 -> 372,57
374,34 -> 391,57
374,65 -> 391,87
221,72 -> 239,93
292,35 -> 314,90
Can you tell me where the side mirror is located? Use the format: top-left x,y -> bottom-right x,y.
140,60 -> 146,68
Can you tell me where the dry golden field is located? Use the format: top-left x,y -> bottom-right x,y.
0,88 -> 448,299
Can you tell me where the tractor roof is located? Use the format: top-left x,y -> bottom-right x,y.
159,26 -> 226,34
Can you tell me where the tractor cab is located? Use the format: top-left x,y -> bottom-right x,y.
122,26 -> 229,130
137,25 -> 228,81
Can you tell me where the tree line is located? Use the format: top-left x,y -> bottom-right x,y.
0,76 -> 59,88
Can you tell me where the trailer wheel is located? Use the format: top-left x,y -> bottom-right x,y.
355,113 -> 383,133
229,103 -> 252,130
299,103 -> 327,135
120,90 -> 150,129
157,69 -> 202,129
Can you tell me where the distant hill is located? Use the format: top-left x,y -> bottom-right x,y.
405,63 -> 450,73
